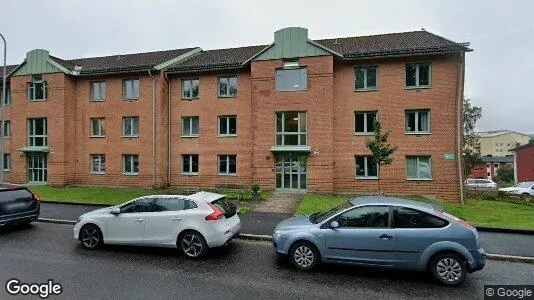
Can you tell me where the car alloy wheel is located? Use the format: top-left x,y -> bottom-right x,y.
431,253 -> 466,286
180,232 -> 207,259
290,242 -> 318,270
80,225 -> 102,249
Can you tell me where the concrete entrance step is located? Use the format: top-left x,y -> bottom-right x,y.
252,191 -> 305,214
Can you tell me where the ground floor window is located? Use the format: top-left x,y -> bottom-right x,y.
218,155 -> 236,175
91,154 -> 106,174
355,156 -> 378,178
123,154 -> 139,175
275,155 -> 307,190
3,153 -> 10,171
406,156 -> 432,179
182,154 -> 199,174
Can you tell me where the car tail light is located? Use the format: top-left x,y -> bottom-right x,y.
205,204 -> 224,221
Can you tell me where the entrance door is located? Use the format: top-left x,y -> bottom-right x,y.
28,154 -> 47,183
275,155 -> 307,190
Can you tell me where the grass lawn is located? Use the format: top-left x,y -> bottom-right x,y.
30,185 -> 271,206
296,194 -> 534,230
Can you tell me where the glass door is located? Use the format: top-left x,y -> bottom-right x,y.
28,154 -> 47,183
275,155 -> 307,190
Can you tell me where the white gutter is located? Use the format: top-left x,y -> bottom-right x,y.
148,69 -> 156,187
457,52 -> 465,205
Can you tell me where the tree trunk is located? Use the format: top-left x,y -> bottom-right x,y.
377,165 -> 381,195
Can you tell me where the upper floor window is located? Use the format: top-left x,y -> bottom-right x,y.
91,81 -> 106,101
2,120 -> 10,138
28,118 -> 47,146
405,110 -> 430,133
406,63 -> 431,88
406,156 -> 432,180
182,116 -> 199,137
355,111 -> 377,134
28,75 -> 47,101
276,112 -> 307,146
276,68 -> 307,92
90,118 -> 105,137
219,76 -> 237,97
122,116 -> 139,137
218,116 -> 237,136
218,155 -> 237,175
182,79 -> 199,100
1,87 -> 10,105
122,79 -> 139,100
354,67 -> 377,91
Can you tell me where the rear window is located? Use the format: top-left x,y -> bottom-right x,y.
0,189 -> 33,203
395,207 -> 448,228
211,197 -> 236,218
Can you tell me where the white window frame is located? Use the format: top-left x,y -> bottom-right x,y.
3,153 -> 10,171
355,156 -> 378,179
90,118 -> 105,137
182,78 -> 200,100
182,154 -> 199,175
91,81 -> 106,101
218,75 -> 238,98
28,118 -> 47,146
90,154 -> 106,174
181,116 -> 199,137
218,155 -> 237,176
406,156 -> 432,180
2,120 -> 10,138
354,111 -> 378,135
122,154 -> 139,175
122,79 -> 139,100
354,66 -> 378,91
275,112 -> 307,146
406,63 -> 432,88
122,116 -> 139,138
405,110 -> 430,134
218,115 -> 237,136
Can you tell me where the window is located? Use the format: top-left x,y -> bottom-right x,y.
91,81 -> 106,101
355,111 -> 377,134
1,87 -> 10,105
2,120 -> 10,138
276,112 -> 307,146
152,198 -> 197,211
275,68 -> 307,91
394,207 -> 448,228
90,118 -> 105,137
122,79 -> 139,100
181,116 -> 199,137
122,116 -> 139,137
218,116 -> 237,136
28,118 -> 47,146
219,76 -> 237,97
355,67 -> 377,90
28,75 -> 48,101
406,63 -> 431,88
218,155 -> 236,175
90,154 -> 105,173
182,79 -> 199,100
182,154 -> 199,174
355,156 -> 378,178
335,206 -> 390,228
495,163 -> 499,168
3,153 -> 10,171
405,110 -> 430,133
406,156 -> 432,179
122,154 -> 139,175
120,198 -> 153,213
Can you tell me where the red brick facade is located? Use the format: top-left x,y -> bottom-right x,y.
514,144 -> 534,182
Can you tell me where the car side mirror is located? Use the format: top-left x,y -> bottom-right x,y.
110,207 -> 121,215
330,221 -> 339,229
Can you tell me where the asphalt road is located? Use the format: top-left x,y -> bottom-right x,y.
40,202 -> 534,257
1,223 -> 533,299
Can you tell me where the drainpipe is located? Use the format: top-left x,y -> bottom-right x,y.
148,69 -> 156,188
164,72 -> 171,187
456,52 -> 465,205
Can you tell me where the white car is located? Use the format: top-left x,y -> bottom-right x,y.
498,182 -> 534,196
73,192 -> 241,258
464,179 -> 497,189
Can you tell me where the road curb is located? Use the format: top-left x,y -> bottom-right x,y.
476,227 -> 534,235
236,233 -> 272,242
40,200 -> 110,207
486,254 -> 534,264
37,218 -> 76,225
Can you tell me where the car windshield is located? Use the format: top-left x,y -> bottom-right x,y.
309,202 -> 352,224
514,182 -> 533,188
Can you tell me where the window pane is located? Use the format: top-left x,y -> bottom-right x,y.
284,135 -> 299,146
406,112 -> 415,132
396,207 -> 447,228
219,78 -> 228,96
191,117 -> 199,134
219,156 -> 227,173
407,157 -> 418,178
228,156 -> 236,174
191,155 -> 198,172
418,111 -> 429,132
406,65 -> 417,86
300,134 -> 307,145
299,112 -> 306,133
355,113 -> 365,132
191,79 -> 199,98
418,64 -> 430,86
132,156 -> 139,173
418,157 -> 431,178
368,158 -> 378,177
355,156 -> 365,177
228,76 -> 237,96
35,82 -> 44,99
133,79 -> 139,98
155,198 -> 185,211
183,155 -> 190,173
219,117 -> 227,134
337,206 -> 390,228
228,117 -> 236,134
183,118 -> 191,135
133,117 -> 139,135
366,67 -> 377,88
367,112 -> 377,133
183,80 -> 191,98
355,68 -> 365,89
299,68 -> 308,90
284,112 -> 299,132
276,113 -> 283,133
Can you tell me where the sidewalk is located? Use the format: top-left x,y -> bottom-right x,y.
39,202 -> 534,257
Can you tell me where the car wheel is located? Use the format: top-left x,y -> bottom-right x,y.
79,224 -> 103,250
430,253 -> 467,286
289,242 -> 319,271
179,231 -> 207,259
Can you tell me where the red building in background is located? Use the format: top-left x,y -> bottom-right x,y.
513,144 -> 534,182
470,156 -> 514,180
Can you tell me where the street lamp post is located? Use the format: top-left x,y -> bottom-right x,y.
0,33 -> 6,184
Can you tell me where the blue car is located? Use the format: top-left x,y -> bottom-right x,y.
273,196 -> 486,286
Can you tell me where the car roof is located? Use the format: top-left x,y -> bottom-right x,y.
185,191 -> 225,203
350,196 -> 440,213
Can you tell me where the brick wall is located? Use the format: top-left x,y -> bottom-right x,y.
516,146 -> 534,181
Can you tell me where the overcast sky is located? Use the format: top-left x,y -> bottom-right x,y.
1,0 -> 532,133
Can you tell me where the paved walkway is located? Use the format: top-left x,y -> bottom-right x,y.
252,192 -> 304,213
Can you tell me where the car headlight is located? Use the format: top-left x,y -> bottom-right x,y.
273,230 -> 285,239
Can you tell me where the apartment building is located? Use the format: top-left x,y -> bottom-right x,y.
475,130 -> 530,156
0,27 -> 470,202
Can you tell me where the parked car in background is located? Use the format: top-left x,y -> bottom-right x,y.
0,184 -> 40,228
498,181 -> 534,196
74,192 -> 240,258
464,179 -> 497,189
272,196 -> 486,286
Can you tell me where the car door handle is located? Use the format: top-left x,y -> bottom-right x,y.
134,218 -> 144,222
172,217 -> 182,221
379,234 -> 393,240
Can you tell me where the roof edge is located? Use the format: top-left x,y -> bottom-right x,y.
155,47 -> 202,70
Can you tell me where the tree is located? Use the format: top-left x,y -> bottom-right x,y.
366,119 -> 397,194
494,165 -> 514,183
462,98 -> 483,177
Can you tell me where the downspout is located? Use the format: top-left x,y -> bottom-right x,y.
456,52 -> 465,205
164,72 -> 171,187
148,69 -> 156,188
